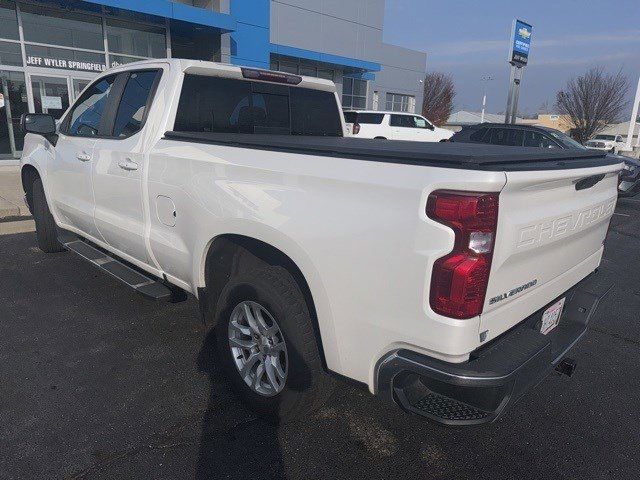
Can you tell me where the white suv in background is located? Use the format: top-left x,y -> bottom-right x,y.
344,110 -> 453,142
585,134 -> 625,153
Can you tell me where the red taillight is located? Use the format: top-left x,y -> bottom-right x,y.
352,123 -> 361,135
427,190 -> 499,319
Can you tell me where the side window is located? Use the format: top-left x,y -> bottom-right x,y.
64,75 -> 116,136
356,113 -> 384,124
469,128 -> 489,141
488,128 -> 508,145
343,112 -> 358,123
390,115 -> 402,127
489,128 -> 523,146
390,115 -> 413,128
112,70 -> 160,138
414,116 -> 427,128
523,131 -> 557,148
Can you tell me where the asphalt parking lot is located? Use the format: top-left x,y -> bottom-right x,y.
1,199 -> 640,480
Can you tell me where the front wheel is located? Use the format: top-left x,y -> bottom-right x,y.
213,266 -> 333,422
32,178 -> 64,253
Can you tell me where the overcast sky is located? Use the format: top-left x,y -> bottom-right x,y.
383,0 -> 640,118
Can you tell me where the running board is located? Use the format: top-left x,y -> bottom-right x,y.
59,233 -> 173,301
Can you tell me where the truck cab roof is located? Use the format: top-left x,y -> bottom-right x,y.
105,58 -> 338,93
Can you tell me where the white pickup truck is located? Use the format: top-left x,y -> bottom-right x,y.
20,59 -> 621,425
585,134 -> 626,153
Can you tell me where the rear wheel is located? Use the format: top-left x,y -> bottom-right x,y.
213,265 -> 333,422
32,178 -> 63,253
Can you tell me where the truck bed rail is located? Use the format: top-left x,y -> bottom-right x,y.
163,131 -> 620,172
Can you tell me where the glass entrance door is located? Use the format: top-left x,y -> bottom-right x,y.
30,75 -> 70,119
0,71 -> 28,159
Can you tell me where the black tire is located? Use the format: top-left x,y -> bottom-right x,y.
32,178 -> 64,253
374,136 -> 387,140
212,265 -> 333,422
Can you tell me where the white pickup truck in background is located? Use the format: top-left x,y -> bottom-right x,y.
20,59 -> 620,425
585,134 -> 626,153
344,110 -> 453,142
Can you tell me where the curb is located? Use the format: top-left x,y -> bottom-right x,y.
0,218 -> 35,235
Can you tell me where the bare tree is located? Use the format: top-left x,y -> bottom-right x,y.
422,72 -> 455,126
555,67 -> 629,143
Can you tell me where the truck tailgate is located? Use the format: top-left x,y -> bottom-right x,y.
480,162 -> 621,341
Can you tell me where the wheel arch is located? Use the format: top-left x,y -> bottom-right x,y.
21,164 -> 41,214
198,233 -> 337,372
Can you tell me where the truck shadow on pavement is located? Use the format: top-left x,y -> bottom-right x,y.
196,327 -> 287,480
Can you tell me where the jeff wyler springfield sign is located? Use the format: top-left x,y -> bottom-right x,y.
26,55 -> 107,73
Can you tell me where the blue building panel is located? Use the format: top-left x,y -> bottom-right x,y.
170,3 -> 236,30
270,44 -> 381,73
84,0 -> 236,30
229,0 -> 271,68
230,0 -> 270,28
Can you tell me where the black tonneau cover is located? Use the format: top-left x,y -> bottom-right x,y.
163,131 -> 621,172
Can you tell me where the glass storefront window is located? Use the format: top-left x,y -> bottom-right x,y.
318,69 -> 334,81
25,45 -> 106,73
31,75 -> 70,119
107,19 -> 165,58
342,77 -> 367,109
385,93 -> 414,112
0,0 -> 18,40
299,66 -> 317,77
21,3 -> 104,51
0,40 -> 22,66
109,54 -> 146,68
0,70 -> 27,156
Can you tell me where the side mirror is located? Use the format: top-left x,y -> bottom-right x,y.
21,113 -> 56,136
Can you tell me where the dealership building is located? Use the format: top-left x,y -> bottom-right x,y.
0,0 -> 427,159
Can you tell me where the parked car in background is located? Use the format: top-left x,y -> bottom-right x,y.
449,123 -> 585,149
344,110 -> 453,142
450,123 -> 639,197
585,134 -> 626,153
618,157 -> 640,197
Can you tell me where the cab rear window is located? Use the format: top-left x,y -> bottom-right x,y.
174,74 -> 342,137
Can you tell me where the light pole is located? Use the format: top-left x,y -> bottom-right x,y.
480,75 -> 493,123
625,75 -> 640,151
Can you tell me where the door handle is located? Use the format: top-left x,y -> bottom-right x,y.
76,152 -> 92,162
118,159 -> 139,171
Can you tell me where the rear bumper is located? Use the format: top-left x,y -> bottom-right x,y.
374,271 -> 612,425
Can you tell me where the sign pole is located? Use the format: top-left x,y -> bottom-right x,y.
625,75 -> 640,151
505,19 -> 532,124
510,67 -> 524,124
505,64 -> 516,123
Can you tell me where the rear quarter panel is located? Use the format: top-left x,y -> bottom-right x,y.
146,141 -> 506,388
